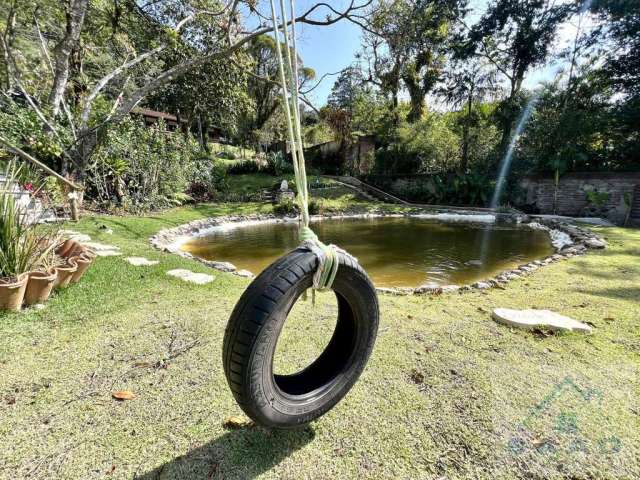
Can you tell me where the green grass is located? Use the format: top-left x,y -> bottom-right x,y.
222,173 -> 381,214
0,203 -> 639,479
210,143 -> 256,161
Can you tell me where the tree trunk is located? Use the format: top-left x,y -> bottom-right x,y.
461,96 -> 472,172
48,0 -> 89,116
1,3 -> 17,91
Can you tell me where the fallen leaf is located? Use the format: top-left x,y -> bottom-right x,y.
112,390 -> 136,401
477,307 -> 488,313
604,317 -> 615,322
133,361 -> 152,368
105,465 -> 116,475
223,415 -> 252,429
407,314 -> 414,319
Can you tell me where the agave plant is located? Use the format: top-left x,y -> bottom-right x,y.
0,160 -> 58,279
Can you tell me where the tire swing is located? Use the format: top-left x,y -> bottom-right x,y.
222,0 -> 379,429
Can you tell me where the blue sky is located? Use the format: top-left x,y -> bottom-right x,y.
268,0 -> 583,108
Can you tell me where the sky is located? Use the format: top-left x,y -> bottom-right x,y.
260,0 -> 593,108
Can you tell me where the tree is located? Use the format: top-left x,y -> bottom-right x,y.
587,0 -> 640,164
462,0 -> 574,154
327,66 -> 366,110
0,0 -> 374,186
363,0 -> 466,122
240,34 -> 315,149
443,57 -> 497,171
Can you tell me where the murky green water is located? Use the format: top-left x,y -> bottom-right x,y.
181,217 -> 554,287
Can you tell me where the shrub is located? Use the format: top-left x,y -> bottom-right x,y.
273,197 -> 297,215
266,151 -> 294,176
308,199 -> 321,215
217,150 -> 237,160
227,160 -> 261,175
0,161 -> 58,278
273,197 -> 320,216
87,118 -> 200,212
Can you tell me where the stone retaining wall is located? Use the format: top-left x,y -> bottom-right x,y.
520,172 -> 640,224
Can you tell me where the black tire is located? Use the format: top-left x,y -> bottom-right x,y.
223,247 -> 379,428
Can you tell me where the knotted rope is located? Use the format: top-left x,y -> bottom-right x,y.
269,0 -> 340,292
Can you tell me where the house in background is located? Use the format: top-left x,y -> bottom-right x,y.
130,108 -> 223,142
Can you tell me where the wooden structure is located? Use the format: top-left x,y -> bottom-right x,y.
130,108 -> 223,141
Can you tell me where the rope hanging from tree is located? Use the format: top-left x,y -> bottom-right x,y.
269,0 -> 340,291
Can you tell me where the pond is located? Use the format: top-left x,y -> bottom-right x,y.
180,216 -> 555,287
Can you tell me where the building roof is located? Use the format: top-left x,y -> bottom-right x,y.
131,107 -> 188,123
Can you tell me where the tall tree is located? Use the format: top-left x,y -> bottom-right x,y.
444,58 -> 497,171
363,0 -> 466,122
462,0 -> 574,153
48,0 -> 89,116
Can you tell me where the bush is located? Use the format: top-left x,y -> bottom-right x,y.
273,197 -> 297,215
273,197 -> 321,216
266,151 -> 294,176
188,158 -> 228,202
217,150 -> 237,160
227,160 -> 261,175
87,119 -> 201,212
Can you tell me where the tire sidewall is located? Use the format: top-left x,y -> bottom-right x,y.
247,251 -> 378,427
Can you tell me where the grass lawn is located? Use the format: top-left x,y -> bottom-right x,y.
0,200 -> 639,479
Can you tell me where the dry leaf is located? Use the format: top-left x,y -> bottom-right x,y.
223,415 -> 251,429
133,360 -> 152,368
112,390 -> 136,401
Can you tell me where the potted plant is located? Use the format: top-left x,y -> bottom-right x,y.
24,269 -> 57,306
70,251 -> 94,283
24,241 -> 60,306
1,160 -> 60,311
53,258 -> 78,289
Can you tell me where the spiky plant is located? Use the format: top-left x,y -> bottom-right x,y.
0,160 -> 58,279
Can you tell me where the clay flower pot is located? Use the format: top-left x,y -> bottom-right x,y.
24,269 -> 57,306
0,273 -> 28,312
57,239 -> 87,259
70,253 -> 93,284
53,260 -> 78,289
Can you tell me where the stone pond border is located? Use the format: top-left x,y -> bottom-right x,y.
149,211 -> 608,296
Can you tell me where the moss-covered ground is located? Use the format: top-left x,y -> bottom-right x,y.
0,197 -> 638,479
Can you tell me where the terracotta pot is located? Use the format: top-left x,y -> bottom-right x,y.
53,261 -> 78,289
0,274 -> 28,312
67,242 -> 86,258
56,239 -> 78,258
70,254 -> 93,284
24,269 -> 57,306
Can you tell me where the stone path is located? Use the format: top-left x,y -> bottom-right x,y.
62,231 -> 218,286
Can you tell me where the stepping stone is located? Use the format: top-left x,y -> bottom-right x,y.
125,257 -> 159,266
167,269 -> 215,285
492,308 -> 592,334
81,241 -> 120,257
95,250 -> 122,257
59,230 -> 92,242
82,242 -> 120,251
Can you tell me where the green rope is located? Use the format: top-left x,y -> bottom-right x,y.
269,0 -> 340,292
